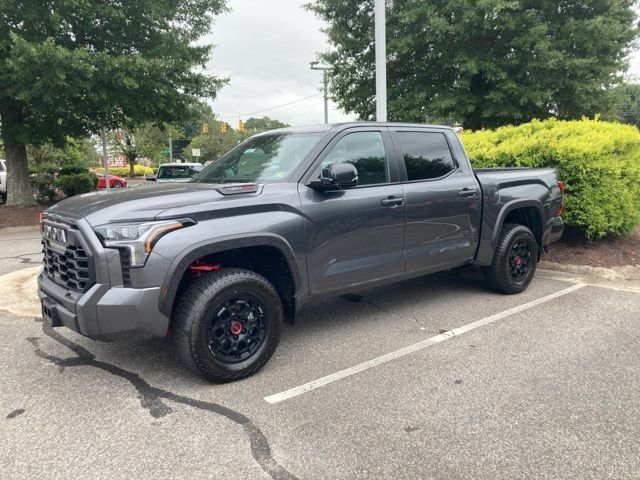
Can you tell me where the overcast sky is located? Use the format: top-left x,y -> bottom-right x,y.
205,0 -> 640,127
205,0 -> 356,127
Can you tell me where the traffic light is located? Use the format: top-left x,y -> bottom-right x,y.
201,123 -> 208,134
238,119 -> 245,132
220,123 -> 228,133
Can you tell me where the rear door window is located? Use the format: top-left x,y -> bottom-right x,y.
396,132 -> 457,181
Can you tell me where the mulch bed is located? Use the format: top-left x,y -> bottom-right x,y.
0,204 -> 46,229
545,227 -> 640,268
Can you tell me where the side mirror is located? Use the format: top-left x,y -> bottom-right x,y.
147,174 -> 157,182
308,163 -> 359,192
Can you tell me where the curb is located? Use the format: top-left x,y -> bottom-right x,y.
538,260 -> 640,293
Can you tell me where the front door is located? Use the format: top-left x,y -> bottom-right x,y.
300,129 -> 406,295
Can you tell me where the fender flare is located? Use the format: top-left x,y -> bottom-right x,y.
491,199 -> 545,248
157,233 -> 302,318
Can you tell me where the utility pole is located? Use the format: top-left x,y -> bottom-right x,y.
169,137 -> 173,163
375,0 -> 387,122
310,61 -> 331,124
101,127 -> 110,191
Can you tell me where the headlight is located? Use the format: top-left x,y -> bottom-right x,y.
94,219 -> 192,267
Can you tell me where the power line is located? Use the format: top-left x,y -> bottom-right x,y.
214,93 -> 322,120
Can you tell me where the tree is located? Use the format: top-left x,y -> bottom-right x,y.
29,137 -> 99,170
0,0 -> 226,205
184,121 -> 243,163
307,0 -> 638,130
603,83 -> 640,127
244,117 -> 290,133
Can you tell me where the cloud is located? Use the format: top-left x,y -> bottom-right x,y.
204,0 -> 357,126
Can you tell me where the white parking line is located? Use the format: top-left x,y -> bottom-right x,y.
264,283 -> 587,404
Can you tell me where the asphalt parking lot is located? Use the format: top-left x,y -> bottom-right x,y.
1,229 -> 640,479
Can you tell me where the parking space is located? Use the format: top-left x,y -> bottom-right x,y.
0,260 -> 640,478
2,263 -> 640,479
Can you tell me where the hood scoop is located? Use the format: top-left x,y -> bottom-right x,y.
214,183 -> 260,195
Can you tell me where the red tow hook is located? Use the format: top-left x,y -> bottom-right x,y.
189,262 -> 221,280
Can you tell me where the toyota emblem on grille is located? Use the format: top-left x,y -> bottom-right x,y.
43,224 -> 67,243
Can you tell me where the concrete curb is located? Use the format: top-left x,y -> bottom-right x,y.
0,266 -> 41,317
538,260 -> 640,293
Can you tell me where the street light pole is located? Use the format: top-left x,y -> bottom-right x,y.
310,62 -> 331,124
375,0 -> 387,122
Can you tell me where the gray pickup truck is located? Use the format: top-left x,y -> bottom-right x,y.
39,123 -> 564,382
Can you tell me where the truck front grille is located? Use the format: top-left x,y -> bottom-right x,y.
42,223 -> 95,292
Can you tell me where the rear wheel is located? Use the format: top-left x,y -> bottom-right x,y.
483,223 -> 538,294
173,268 -> 283,382
112,181 -> 123,188
1,192 -> 6,204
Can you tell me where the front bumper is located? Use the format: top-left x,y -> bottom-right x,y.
38,214 -> 171,339
38,272 -> 170,338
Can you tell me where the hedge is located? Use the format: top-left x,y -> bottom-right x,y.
56,172 -> 98,197
93,164 -> 155,177
460,118 -> 640,238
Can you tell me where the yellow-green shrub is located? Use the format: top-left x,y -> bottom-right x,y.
460,118 -> 640,238
93,165 -> 154,177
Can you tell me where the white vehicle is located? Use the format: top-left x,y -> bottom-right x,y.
0,159 -> 6,203
153,162 -> 204,184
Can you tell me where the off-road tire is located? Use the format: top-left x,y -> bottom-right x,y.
483,223 -> 538,294
173,268 -> 283,382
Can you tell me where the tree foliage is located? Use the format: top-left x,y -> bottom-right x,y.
28,137 -> 99,170
602,83 -> 640,127
184,121 -> 245,163
0,0 -> 227,205
244,117 -> 290,132
308,0 -> 638,129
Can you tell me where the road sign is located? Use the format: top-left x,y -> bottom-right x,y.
192,148 -> 201,157
162,147 -> 170,157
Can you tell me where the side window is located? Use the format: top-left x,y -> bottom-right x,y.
397,132 -> 457,181
317,131 -> 389,186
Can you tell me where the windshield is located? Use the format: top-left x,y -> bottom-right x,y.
158,164 -> 203,180
192,133 -> 324,184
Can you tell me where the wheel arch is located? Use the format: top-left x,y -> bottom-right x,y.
158,233 -> 302,322
492,200 -> 544,251
475,198 -> 545,266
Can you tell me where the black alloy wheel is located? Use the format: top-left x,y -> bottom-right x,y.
508,238 -> 534,283
206,294 -> 268,364
483,223 -> 538,294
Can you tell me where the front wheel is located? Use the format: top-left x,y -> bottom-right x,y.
483,223 -> 538,294
1,192 -> 6,204
173,268 -> 283,382
112,181 -> 123,188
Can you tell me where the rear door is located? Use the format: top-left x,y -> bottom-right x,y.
300,128 -> 406,295
390,128 -> 481,273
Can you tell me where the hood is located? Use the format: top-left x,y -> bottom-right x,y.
44,183 -> 253,226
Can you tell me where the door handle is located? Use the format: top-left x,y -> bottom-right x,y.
381,196 -> 405,207
458,188 -> 478,198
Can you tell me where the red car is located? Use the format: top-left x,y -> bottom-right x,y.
96,173 -> 127,189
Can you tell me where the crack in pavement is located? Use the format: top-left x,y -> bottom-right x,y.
27,320 -> 299,480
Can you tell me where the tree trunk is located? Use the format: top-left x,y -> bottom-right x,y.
0,102 -> 36,206
128,154 -> 137,177
4,143 -> 34,206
